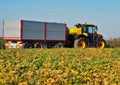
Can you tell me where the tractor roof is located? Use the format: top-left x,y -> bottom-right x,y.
82,24 -> 95,26
75,23 -> 95,27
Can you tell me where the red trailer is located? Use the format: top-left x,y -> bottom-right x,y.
3,20 -> 67,48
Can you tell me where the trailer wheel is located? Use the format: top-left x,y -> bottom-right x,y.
74,38 -> 87,48
34,43 -> 42,48
55,43 -> 64,48
24,43 -> 34,48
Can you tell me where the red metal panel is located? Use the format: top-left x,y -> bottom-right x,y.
64,24 -> 67,41
3,38 -> 66,42
22,40 -> 65,42
20,20 -> 23,41
2,21 -> 4,39
44,22 -> 47,42
3,37 -> 21,41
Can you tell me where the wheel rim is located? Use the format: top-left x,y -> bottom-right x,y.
99,41 -> 105,48
79,41 -> 86,48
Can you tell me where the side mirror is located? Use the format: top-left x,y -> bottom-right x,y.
95,26 -> 98,31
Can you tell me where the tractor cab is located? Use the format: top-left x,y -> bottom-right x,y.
75,23 -> 98,33
75,23 -> 99,42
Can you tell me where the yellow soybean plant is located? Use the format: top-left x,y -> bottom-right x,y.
0,48 -> 120,85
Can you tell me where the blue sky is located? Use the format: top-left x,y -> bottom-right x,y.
0,0 -> 120,39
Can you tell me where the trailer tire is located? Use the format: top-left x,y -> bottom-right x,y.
55,43 -> 64,48
34,43 -> 42,48
24,43 -> 34,48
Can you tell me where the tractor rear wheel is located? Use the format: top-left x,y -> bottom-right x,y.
96,39 -> 106,48
74,38 -> 87,48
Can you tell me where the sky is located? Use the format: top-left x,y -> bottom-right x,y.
0,0 -> 120,39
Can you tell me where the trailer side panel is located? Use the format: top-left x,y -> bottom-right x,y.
3,20 -> 66,42
22,21 -> 44,40
46,23 -> 66,41
3,20 -> 21,40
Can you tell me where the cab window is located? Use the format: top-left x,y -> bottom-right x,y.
88,26 -> 93,33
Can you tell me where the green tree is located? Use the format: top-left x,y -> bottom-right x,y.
0,37 -> 5,49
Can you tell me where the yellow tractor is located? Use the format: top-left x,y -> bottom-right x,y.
67,23 -> 106,48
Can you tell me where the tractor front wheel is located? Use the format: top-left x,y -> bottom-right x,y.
96,39 -> 106,48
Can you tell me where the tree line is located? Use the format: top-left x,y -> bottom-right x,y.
0,37 -> 5,49
106,38 -> 120,48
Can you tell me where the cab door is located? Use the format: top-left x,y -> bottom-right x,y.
87,26 -> 94,42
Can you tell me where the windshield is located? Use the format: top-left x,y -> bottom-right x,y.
82,25 -> 98,34
88,26 -> 93,33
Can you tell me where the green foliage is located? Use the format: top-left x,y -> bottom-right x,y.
106,38 -> 120,48
0,48 -> 120,85
0,37 -> 5,49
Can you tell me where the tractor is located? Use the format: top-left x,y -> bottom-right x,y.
67,23 -> 106,48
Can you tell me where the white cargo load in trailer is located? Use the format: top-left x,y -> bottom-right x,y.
3,20 -> 67,48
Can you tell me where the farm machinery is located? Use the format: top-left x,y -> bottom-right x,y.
2,20 -> 106,48
67,23 -> 106,48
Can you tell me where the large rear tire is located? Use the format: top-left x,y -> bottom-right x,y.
96,39 -> 106,48
74,38 -> 87,48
